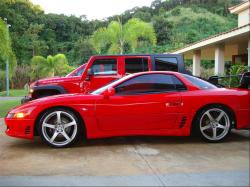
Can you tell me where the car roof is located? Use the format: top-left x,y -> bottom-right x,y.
130,71 -> 182,76
91,54 -> 182,57
111,71 -> 183,86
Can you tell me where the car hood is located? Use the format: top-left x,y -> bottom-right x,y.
30,93 -> 98,105
9,93 -> 101,114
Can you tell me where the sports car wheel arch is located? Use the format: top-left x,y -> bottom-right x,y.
37,107 -> 83,148
193,104 -> 234,142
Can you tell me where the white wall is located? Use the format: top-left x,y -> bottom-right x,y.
238,8 -> 250,27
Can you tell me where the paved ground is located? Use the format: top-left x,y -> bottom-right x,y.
0,119 -> 249,186
0,97 -> 22,101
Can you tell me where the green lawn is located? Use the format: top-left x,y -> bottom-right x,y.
0,100 -> 21,118
0,89 -> 28,97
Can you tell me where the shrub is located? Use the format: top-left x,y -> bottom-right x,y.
219,64 -> 248,88
11,65 -> 32,89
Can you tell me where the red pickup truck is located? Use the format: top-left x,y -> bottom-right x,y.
22,54 -> 190,103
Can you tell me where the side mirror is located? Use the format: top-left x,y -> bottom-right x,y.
103,87 -> 115,99
86,69 -> 93,81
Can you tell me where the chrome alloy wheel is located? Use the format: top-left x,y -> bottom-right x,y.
199,108 -> 230,141
41,111 -> 78,146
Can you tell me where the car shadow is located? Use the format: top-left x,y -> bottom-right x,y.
7,129 -> 249,150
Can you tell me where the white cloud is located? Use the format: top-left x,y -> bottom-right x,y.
31,0 -> 153,20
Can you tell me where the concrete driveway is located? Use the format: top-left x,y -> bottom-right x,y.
0,118 -> 249,186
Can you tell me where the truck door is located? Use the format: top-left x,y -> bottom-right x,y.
82,56 -> 122,93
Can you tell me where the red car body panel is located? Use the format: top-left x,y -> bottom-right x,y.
37,76 -> 82,93
5,72 -> 250,140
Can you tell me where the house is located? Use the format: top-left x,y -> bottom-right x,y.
170,1 -> 250,76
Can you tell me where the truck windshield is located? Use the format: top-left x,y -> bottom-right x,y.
66,64 -> 86,77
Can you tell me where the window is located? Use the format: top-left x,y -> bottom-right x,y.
182,74 -> 217,89
115,74 -> 183,95
172,76 -> 187,91
155,57 -> 178,71
91,59 -> 117,75
71,67 -> 85,76
125,58 -> 149,74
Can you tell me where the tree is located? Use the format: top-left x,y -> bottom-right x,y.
71,36 -> 96,65
152,15 -> 173,45
30,55 -> 47,80
24,23 -> 48,57
91,18 -> 156,54
30,54 -> 73,80
0,18 -> 17,79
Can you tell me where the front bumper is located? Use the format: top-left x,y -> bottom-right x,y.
21,96 -> 32,104
4,118 -> 35,139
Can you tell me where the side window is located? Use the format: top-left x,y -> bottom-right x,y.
155,57 -> 178,71
172,76 -> 187,91
183,74 -> 217,89
125,58 -> 149,74
115,74 -> 181,95
91,59 -> 117,76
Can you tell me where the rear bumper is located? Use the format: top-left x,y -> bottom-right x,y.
21,96 -> 32,104
4,118 -> 35,139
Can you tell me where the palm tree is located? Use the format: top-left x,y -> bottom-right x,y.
30,54 -> 73,80
91,18 -> 156,54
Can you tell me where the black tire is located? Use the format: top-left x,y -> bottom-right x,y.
37,108 -> 82,148
193,105 -> 233,143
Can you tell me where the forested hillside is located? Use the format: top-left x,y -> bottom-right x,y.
0,0 -> 243,89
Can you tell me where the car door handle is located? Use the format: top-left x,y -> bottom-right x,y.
166,101 -> 183,107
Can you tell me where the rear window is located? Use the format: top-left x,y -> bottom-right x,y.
155,57 -> 178,71
183,74 -> 217,89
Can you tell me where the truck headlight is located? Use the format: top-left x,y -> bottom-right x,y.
29,88 -> 34,94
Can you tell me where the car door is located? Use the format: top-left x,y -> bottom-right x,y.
82,56 -> 122,93
95,73 -> 185,131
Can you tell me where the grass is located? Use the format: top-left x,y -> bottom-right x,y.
0,89 -> 28,97
0,99 -> 21,118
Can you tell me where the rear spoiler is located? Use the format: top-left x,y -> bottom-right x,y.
207,72 -> 250,89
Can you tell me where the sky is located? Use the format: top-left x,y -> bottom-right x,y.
31,0 -> 154,20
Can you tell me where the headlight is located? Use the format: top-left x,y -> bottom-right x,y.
6,107 -> 36,119
29,88 -> 34,94
6,112 -> 28,119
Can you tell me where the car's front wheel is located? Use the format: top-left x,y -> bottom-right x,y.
38,108 -> 81,148
195,106 -> 233,142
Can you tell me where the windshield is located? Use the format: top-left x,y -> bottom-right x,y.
182,74 -> 217,89
66,64 -> 86,77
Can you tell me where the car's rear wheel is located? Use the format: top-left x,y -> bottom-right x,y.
194,106 -> 232,142
38,108 -> 81,148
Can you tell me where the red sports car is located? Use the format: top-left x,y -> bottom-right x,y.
5,71 -> 250,148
